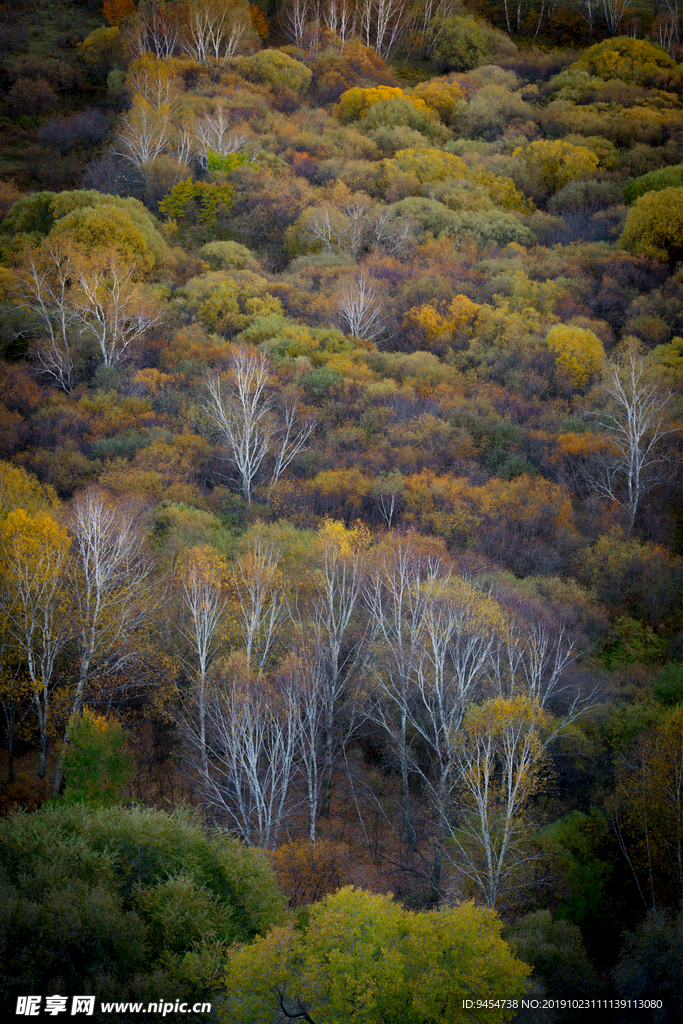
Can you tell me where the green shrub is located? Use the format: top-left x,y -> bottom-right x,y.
237,50 -> 312,94
434,16 -> 515,74
198,240 -> 259,271
652,664 -> 683,706
0,804 -> 286,1016
506,910 -> 598,1021
453,209 -> 532,247
62,710 -> 135,805
624,164 -> 683,205
361,96 -> 439,138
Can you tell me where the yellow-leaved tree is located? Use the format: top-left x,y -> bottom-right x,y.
546,323 -> 605,388
334,86 -> 413,122
449,695 -> 553,911
222,886 -> 530,1024
404,295 -> 481,351
620,186 -> 683,267
513,140 -> 600,195
412,78 -> 465,122
0,509 -> 71,779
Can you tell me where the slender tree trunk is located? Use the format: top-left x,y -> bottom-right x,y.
319,699 -> 334,818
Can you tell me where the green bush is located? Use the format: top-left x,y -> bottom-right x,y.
361,96 -> 439,138
624,164 -> 683,205
652,664 -> 683,706
549,179 -> 623,214
0,804 -> 286,1017
237,50 -> 312,95
434,16 -> 515,74
198,240 -> 260,271
506,910 -> 598,1021
613,909 -> 683,1017
449,209 -> 532,248
61,710 -> 135,805
387,196 -> 462,237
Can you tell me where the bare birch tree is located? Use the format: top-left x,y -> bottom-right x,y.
653,12 -> 680,56
232,532 -> 287,677
588,348 -> 675,531
115,97 -> 173,166
182,0 -> 251,60
201,663 -> 301,848
309,523 -> 367,820
177,544 -> 226,778
601,0 -> 631,35
448,695 -> 551,911
281,0 -> 312,46
129,0 -> 182,58
195,106 -> 249,167
52,488 -> 152,794
204,348 -> 315,502
321,0 -> 356,41
71,255 -> 164,367
493,616 -> 579,708
126,59 -> 181,111
364,539 -> 438,851
14,240 -> 78,392
0,511 -> 71,780
372,0 -> 410,60
336,273 -> 387,342
411,0 -> 460,58
278,646 -> 326,843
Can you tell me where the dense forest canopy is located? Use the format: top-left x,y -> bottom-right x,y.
1,0 -> 683,1021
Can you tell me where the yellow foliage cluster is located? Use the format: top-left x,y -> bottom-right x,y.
546,324 -> 605,387
178,271 -> 279,336
0,508 -> 70,584
411,78 -> 465,122
620,186 -> 683,265
179,542 -> 227,592
333,86 -> 425,123
385,147 -> 468,184
224,886 -> 530,1023
0,462 -> 58,517
471,170 -> 534,213
269,837 -> 349,907
76,392 -> 155,442
160,324 -> 232,371
513,139 -> 600,194
401,471 -> 575,540
318,516 -> 370,555
404,295 -> 481,347
569,37 -> 676,86
543,101 -> 681,147
383,147 -> 530,212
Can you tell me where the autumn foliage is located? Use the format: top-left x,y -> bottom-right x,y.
1,2 -> 683,1015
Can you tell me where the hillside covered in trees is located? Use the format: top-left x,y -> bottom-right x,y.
1,0 -> 683,1020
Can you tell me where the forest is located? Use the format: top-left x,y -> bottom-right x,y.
0,0 -> 682,1020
